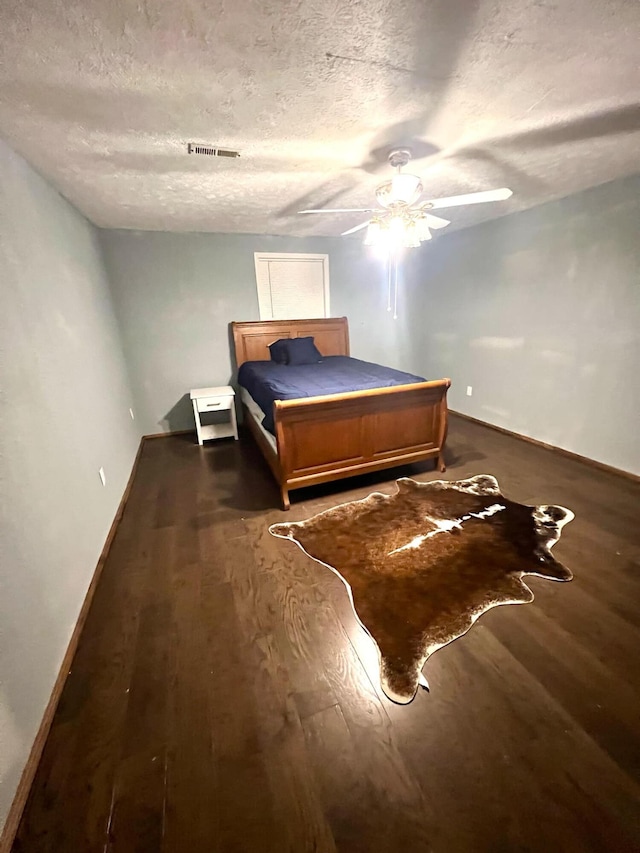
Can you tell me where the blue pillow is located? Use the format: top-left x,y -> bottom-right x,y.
285,336 -> 323,365
268,338 -> 290,364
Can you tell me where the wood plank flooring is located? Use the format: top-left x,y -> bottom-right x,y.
12,416 -> 640,852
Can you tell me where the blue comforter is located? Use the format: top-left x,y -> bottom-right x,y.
238,356 -> 426,433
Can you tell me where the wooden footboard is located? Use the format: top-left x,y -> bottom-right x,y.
273,379 -> 450,509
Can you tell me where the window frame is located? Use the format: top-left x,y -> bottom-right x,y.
253,251 -> 331,320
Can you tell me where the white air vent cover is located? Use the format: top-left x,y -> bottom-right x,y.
187,143 -> 240,157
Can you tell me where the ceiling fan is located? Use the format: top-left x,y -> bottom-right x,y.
299,148 -> 513,248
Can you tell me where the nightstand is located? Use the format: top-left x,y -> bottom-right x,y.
190,386 -> 238,445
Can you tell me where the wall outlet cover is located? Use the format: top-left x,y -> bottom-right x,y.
98,467 -> 106,486
466,386 -> 473,396
129,408 -> 135,420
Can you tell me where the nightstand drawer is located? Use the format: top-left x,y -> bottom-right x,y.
196,395 -> 233,413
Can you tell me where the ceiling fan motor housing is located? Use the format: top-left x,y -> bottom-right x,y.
375,148 -> 423,207
388,148 -> 412,168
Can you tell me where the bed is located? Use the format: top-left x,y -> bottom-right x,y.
231,317 -> 450,510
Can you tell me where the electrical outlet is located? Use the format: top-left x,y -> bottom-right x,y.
466,386 -> 473,396
129,408 -> 135,420
98,467 -> 106,486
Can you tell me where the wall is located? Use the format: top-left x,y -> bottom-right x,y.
0,140 -> 140,831
405,176 -> 640,475
100,230 -> 407,435
99,175 -> 639,474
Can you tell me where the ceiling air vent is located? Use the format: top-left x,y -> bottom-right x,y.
187,143 -> 240,158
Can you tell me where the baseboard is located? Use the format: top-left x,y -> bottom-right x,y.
0,437 -> 146,853
143,428 -> 194,440
450,410 -> 640,484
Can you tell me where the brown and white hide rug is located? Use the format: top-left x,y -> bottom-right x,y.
270,475 -> 574,704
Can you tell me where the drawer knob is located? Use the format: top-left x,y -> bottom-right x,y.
206,402 -> 221,407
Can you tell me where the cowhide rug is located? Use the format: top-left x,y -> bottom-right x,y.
270,475 -> 574,704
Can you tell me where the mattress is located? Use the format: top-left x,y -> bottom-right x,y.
240,388 -> 278,454
237,355 -> 426,433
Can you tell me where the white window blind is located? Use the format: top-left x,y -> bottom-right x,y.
254,253 -> 330,320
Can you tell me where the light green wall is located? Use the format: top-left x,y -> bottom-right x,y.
99,230 -> 406,435
99,176 -> 640,477
0,140 -> 140,830
404,176 -> 640,475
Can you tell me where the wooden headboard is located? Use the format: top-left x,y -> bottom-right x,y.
231,317 -> 350,367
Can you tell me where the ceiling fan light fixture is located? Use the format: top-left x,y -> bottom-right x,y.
364,218 -> 383,246
391,173 -> 423,205
403,219 -> 421,248
415,213 -> 432,242
389,215 -> 404,234
364,210 -> 437,251
375,173 -> 423,208
383,215 -> 407,249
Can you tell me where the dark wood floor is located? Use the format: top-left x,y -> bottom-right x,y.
13,416 -> 640,852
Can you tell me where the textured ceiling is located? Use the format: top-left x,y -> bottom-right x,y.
0,0 -> 639,236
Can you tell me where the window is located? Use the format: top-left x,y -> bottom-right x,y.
254,252 -> 330,320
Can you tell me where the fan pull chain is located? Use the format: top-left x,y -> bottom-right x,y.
393,254 -> 399,320
387,257 -> 392,312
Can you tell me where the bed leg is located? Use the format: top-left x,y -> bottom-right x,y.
280,485 -> 291,511
437,452 -> 446,473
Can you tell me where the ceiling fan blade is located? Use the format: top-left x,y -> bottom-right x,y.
424,188 -> 513,209
341,220 -> 370,236
299,208 -> 377,214
424,214 -> 450,229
